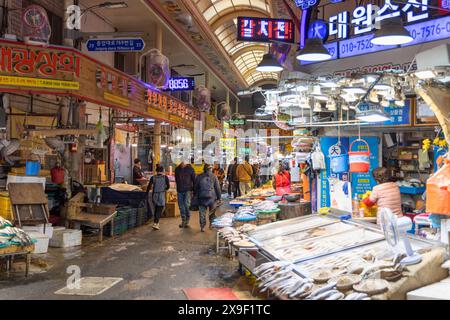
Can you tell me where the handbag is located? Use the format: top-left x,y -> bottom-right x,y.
189,195 -> 199,211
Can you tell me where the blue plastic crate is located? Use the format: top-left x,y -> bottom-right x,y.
399,186 -> 426,195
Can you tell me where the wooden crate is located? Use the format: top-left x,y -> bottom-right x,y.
164,202 -> 180,218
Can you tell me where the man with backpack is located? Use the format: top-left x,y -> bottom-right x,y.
193,164 -> 222,232
146,165 -> 170,230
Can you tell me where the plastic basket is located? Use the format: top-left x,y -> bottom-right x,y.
349,139 -> 370,173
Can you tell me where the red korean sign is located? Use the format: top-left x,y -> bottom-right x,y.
0,40 -> 198,128
237,17 -> 295,44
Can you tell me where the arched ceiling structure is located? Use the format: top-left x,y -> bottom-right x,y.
192,0 -> 279,87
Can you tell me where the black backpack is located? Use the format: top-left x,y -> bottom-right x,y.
198,174 -> 214,199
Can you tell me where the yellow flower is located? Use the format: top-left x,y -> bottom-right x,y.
439,140 -> 447,148
433,137 -> 440,146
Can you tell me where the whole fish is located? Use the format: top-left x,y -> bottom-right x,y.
305,282 -> 337,300
289,282 -> 314,299
325,292 -> 345,300
310,289 -> 340,300
344,292 -> 369,300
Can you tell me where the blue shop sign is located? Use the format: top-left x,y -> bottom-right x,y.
87,38 -> 145,52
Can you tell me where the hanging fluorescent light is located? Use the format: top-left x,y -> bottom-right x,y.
313,102 -> 322,112
295,85 -> 309,91
296,38 -> 332,62
320,82 -> 340,88
342,87 -> 367,94
356,109 -> 392,122
326,97 -> 337,111
256,53 -> 284,72
414,70 -> 437,79
99,2 -> 128,9
349,104 -> 357,110
370,18 -> 413,46
341,93 -> 358,102
374,83 -> 392,90
395,100 -> 405,107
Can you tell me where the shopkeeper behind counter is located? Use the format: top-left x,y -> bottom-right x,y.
273,166 -> 291,196
133,159 -> 147,185
362,167 -> 403,224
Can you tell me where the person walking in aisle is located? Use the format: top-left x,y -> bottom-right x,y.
212,162 -> 225,192
226,159 -> 236,198
236,156 -> 253,196
194,164 -> 221,232
146,165 -> 170,230
231,158 -> 241,198
175,160 -> 196,228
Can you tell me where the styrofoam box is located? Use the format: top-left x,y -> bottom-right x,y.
25,231 -> 49,254
49,229 -> 82,248
22,224 -> 54,239
407,278 -> 450,300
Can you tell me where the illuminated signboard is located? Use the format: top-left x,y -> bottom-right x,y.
164,77 -> 195,92
294,0 -> 318,9
227,119 -> 247,126
328,0 -> 431,41
300,0 -> 450,64
237,17 -> 295,44
308,20 -> 329,41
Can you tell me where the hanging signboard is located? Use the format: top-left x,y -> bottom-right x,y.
86,38 -> 145,52
164,77 -> 195,92
237,17 -> 295,44
300,0 -> 450,64
0,40 -> 199,129
358,100 -> 412,126
319,136 -> 380,209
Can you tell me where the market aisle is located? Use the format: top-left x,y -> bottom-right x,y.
0,210 -> 240,300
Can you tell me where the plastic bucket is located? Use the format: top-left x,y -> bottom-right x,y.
349,139 -> 370,173
329,144 -> 348,173
25,161 -> 41,176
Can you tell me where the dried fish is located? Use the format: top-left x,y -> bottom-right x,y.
305,282 -> 337,300
289,282 -> 314,299
344,292 -> 369,300
325,292 -> 345,300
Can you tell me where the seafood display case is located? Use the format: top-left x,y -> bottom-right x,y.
242,214 -> 443,273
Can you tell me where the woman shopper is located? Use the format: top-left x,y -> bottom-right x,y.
146,165 -> 170,230
362,167 -> 402,224
194,164 -> 222,232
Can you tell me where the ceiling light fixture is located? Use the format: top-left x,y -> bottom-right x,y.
320,82 -> 340,88
256,53 -> 284,72
414,70 -> 437,79
356,109 -> 392,123
99,2 -> 128,9
370,18 -> 413,46
313,102 -> 322,112
296,38 -> 332,62
342,87 -> 367,95
374,83 -> 392,90
326,97 -> 337,111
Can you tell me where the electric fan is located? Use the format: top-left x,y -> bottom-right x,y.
379,208 -> 422,266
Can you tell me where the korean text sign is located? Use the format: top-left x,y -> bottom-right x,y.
237,17 -> 295,44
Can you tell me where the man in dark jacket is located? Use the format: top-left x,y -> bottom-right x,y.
226,158 -> 237,198
194,164 -> 221,232
175,161 -> 196,228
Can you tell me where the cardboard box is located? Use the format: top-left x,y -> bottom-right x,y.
165,202 -> 180,218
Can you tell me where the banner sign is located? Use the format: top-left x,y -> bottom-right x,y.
86,38 -> 145,52
237,17 -> 295,44
319,136 -> 380,209
0,40 -> 198,128
302,14 -> 450,64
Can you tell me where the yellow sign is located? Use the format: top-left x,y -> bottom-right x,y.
220,138 -> 236,151
0,75 -> 79,90
104,92 -> 130,107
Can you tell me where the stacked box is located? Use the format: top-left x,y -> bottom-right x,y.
49,229 -> 82,248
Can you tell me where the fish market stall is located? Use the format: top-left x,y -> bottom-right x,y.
236,214 -> 448,300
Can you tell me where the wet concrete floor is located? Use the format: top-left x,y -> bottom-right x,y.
0,211 -> 242,300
